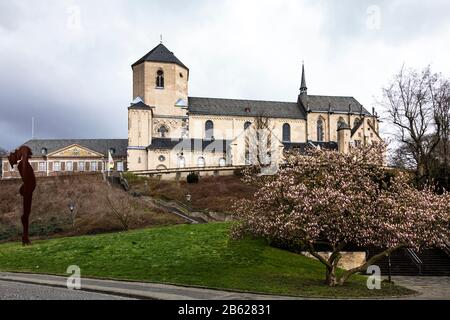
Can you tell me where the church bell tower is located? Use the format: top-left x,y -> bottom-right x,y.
127,42 -> 190,171
131,42 -> 189,119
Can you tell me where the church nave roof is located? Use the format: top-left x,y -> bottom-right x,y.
188,97 -> 307,120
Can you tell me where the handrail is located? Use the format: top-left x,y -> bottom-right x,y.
151,198 -> 199,224
405,248 -> 423,275
443,241 -> 450,257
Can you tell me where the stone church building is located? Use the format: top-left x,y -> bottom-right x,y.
127,43 -> 382,172
1,42 -> 382,179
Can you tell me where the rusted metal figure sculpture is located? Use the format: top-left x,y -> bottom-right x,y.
8,146 -> 36,245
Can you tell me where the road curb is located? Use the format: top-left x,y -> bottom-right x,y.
0,273 -> 300,300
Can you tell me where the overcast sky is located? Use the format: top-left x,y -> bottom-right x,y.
1,0 -> 449,150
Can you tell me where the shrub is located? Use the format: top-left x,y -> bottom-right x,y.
233,169 -> 245,177
187,172 -> 199,184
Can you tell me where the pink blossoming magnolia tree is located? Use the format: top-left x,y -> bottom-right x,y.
232,144 -> 450,287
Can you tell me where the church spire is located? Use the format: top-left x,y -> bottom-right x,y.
300,61 -> 307,96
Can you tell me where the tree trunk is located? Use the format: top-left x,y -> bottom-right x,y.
325,265 -> 338,287
336,246 -> 403,286
325,248 -> 343,287
417,158 -> 429,186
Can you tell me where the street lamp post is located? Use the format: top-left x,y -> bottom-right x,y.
68,202 -> 76,227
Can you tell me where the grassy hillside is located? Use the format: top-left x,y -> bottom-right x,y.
0,223 -> 414,298
0,174 -> 184,242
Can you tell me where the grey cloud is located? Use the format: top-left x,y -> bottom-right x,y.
0,0 -> 448,151
0,1 -> 22,31
315,0 -> 450,49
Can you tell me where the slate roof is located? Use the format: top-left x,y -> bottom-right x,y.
351,119 -> 364,135
338,121 -> 352,130
132,43 -> 189,70
17,139 -> 128,158
306,95 -> 371,115
188,97 -> 307,119
188,95 -> 371,119
128,101 -> 154,110
148,138 -> 231,153
350,120 -> 382,141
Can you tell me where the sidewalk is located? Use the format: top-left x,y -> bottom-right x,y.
388,276 -> 450,300
0,272 -> 299,300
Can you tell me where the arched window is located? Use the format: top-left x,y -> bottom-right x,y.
157,125 -> 169,138
282,123 -> 291,142
244,140 -> 251,165
266,152 -> 272,166
245,150 -> 251,165
244,121 -> 252,130
197,157 -> 205,168
177,156 -> 185,168
353,117 -> 361,128
156,70 -> 164,88
205,120 -> 214,140
219,158 -> 226,167
317,118 -> 324,142
337,117 -> 346,130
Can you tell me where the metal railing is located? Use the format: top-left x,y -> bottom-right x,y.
405,248 -> 423,275
443,241 -> 450,257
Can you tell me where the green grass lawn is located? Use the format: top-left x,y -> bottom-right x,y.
0,223 -> 414,298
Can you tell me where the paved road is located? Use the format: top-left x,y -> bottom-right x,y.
1,273 -> 449,300
0,279 -> 132,300
0,272 -> 298,300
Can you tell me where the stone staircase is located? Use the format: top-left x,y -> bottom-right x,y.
367,247 -> 450,276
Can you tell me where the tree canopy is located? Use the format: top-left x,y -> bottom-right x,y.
233,144 -> 450,286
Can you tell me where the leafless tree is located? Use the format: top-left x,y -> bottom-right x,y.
430,75 -> 450,187
245,114 -> 276,168
389,144 -> 417,170
106,191 -> 137,230
382,66 -> 449,185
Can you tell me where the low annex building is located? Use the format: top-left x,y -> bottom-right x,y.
1,139 -> 127,179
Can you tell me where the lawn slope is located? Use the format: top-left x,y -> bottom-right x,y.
0,223 -> 414,298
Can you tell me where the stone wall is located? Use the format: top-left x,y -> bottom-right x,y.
302,251 -> 367,271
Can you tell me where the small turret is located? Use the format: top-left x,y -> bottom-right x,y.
337,121 -> 351,154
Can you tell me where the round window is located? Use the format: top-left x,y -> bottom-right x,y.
159,155 -> 166,162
